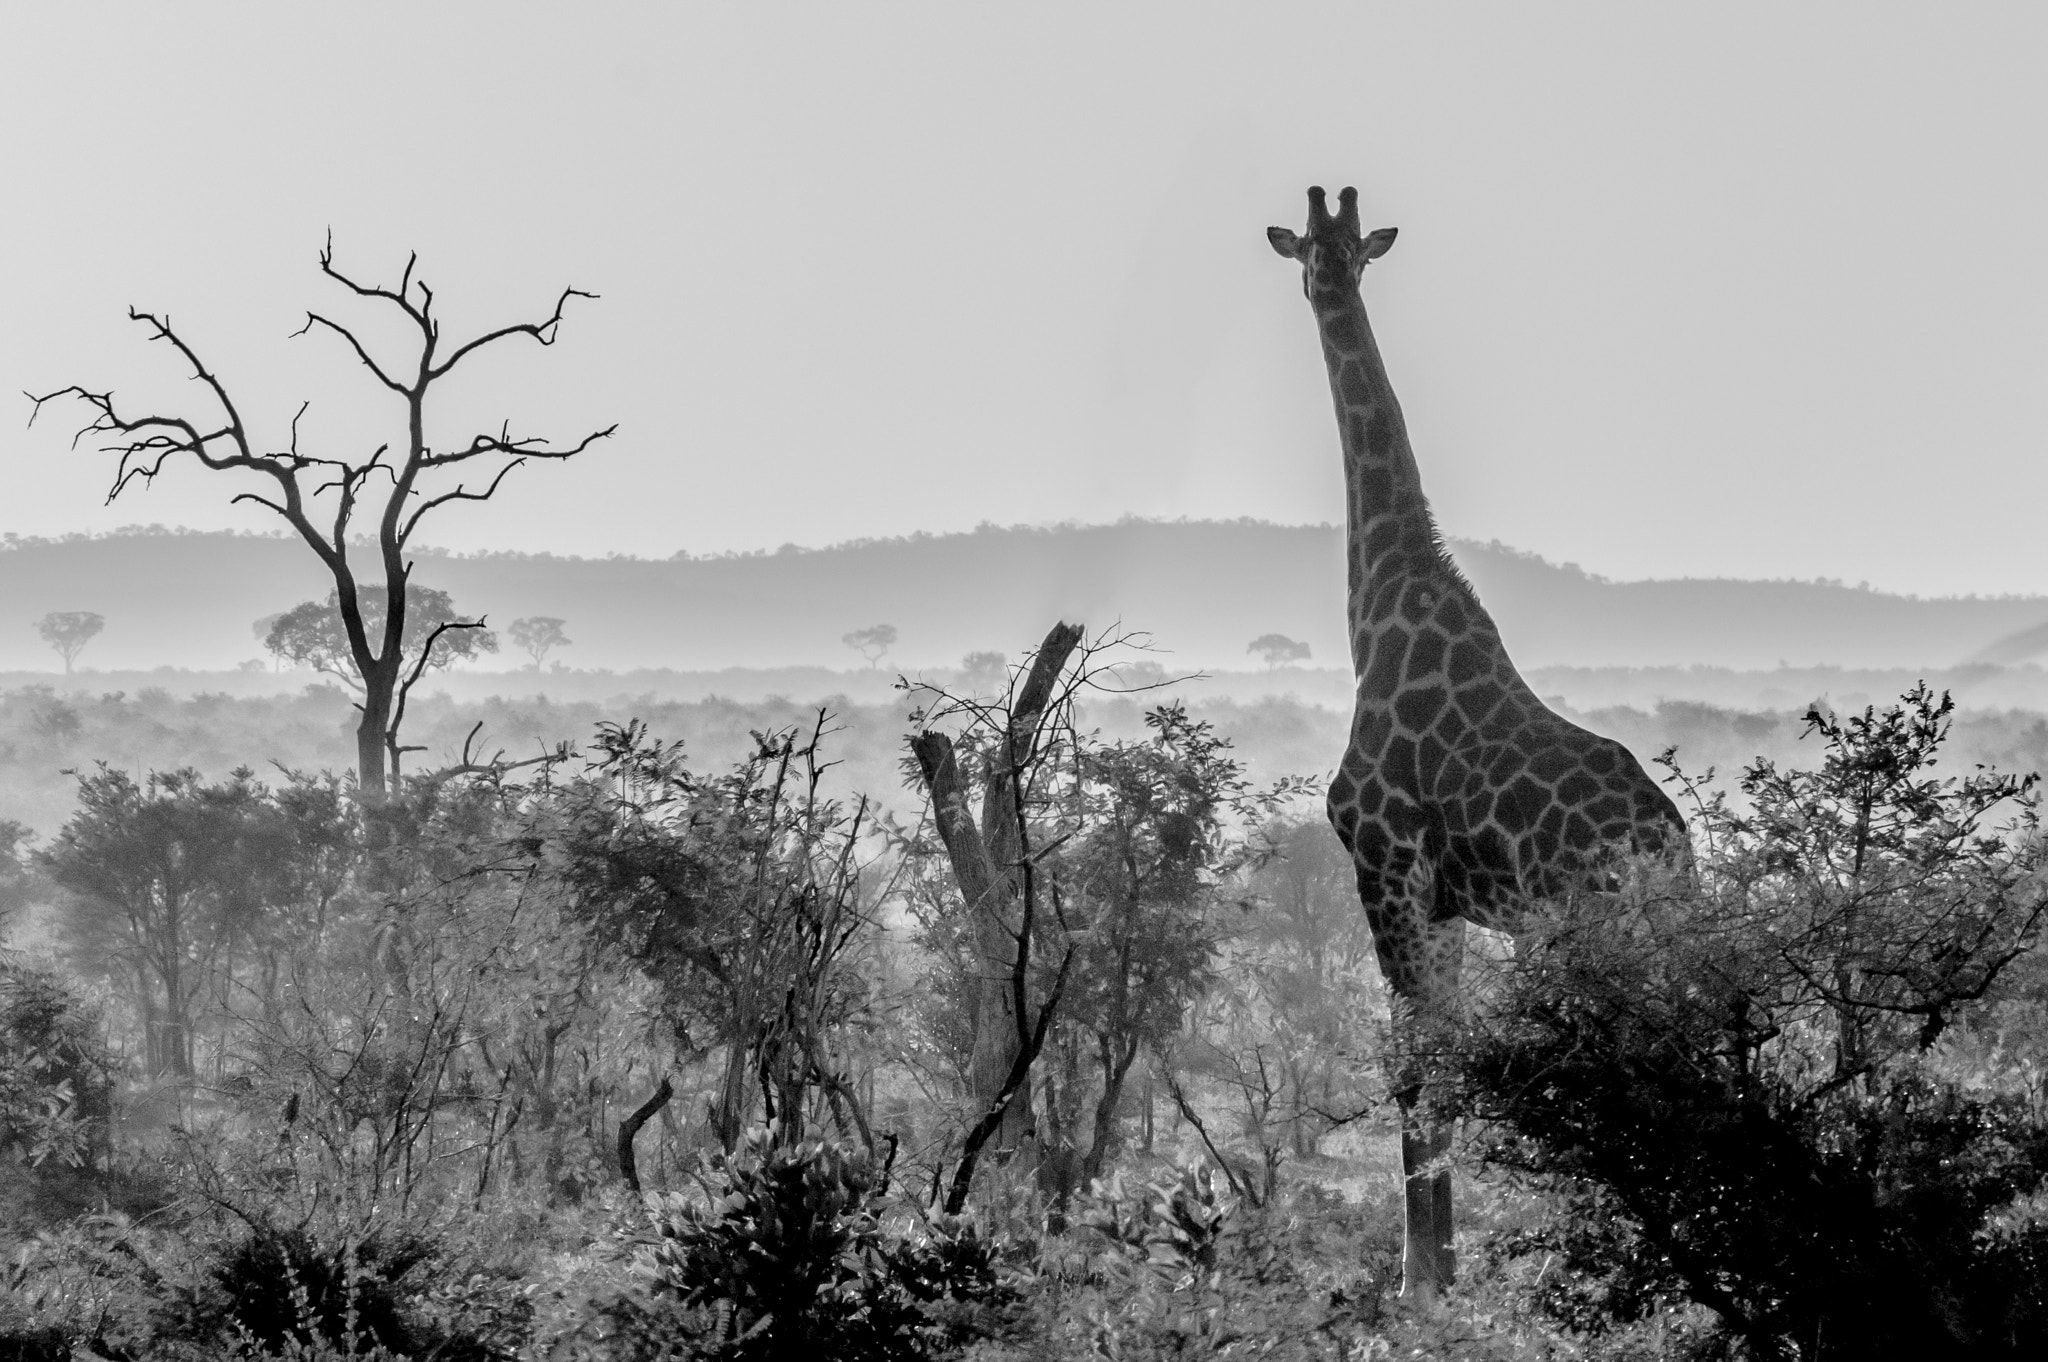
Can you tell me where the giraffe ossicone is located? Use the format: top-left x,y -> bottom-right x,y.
1269,184 -> 1686,1307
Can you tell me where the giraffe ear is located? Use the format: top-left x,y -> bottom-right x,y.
1267,227 -> 1304,259
1361,227 -> 1398,261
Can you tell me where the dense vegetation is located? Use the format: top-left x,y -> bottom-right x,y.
2,671 -> 2046,1359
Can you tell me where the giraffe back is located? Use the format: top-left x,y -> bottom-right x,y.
1328,561 -> 1683,934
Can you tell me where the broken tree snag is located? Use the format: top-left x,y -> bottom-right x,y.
945,946 -> 1073,1215
910,620 -> 1085,1197
617,1075 -> 674,1193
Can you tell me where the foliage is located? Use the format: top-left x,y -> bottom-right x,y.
178,1225 -> 436,1357
1140,815 -> 1383,1206
901,622 -> 1316,1210
0,960 -> 113,1177
1452,685 -> 2048,1359
39,765 -> 317,1078
1005,1168 -> 1397,1361
641,1126 -> 1017,1360
34,612 -> 104,674
1050,703 -> 1308,1187
507,615 -> 570,669
263,585 -> 497,691
538,716 -> 886,1153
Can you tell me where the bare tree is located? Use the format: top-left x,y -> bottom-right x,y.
34,611 -> 104,675
508,616 -> 570,670
30,239 -> 613,801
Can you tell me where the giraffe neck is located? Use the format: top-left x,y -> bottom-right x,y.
1310,287 -> 1443,673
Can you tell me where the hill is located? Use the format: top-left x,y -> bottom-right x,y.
6,521 -> 2048,675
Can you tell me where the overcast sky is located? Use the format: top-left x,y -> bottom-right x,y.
3,3 -> 2043,597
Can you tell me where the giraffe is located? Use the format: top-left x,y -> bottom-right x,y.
1267,187 -> 1685,1305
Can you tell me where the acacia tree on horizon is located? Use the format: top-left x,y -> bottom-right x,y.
30,239 -> 613,801
35,610 -> 105,675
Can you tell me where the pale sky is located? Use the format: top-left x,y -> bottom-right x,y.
3,3 -> 2044,597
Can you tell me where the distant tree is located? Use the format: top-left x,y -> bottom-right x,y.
31,240 -> 611,801
508,616 -> 571,670
264,586 -> 497,690
35,611 -> 104,674
960,650 -> 1009,693
250,612 -> 284,669
843,623 -> 897,668
1246,633 -> 1311,669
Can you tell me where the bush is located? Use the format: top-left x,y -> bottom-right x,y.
0,961 -> 116,1227
640,1126 -> 1017,1360
151,1225 -> 433,1357
1452,686 -> 2048,1360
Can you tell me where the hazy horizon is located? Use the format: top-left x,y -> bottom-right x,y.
11,513 -> 2048,600
5,4 -> 2046,599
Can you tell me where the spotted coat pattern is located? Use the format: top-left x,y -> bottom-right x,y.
1270,188 -> 1685,1301
1270,187 -> 1683,1007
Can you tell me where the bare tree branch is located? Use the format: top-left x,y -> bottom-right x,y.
294,313 -> 410,393
30,238 -> 607,801
399,457 -> 527,544
428,286 -> 599,380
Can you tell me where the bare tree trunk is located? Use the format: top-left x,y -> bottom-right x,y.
358,667 -> 395,801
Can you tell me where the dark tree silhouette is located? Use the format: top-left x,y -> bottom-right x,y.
34,612 -> 104,675
30,239 -> 612,801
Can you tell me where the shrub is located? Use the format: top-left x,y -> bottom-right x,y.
1452,686 -> 2048,1360
156,1225 -> 435,1358
0,961 -> 116,1229
0,963 -> 112,1174
1028,1166 -> 1393,1361
641,1126 -> 1016,1360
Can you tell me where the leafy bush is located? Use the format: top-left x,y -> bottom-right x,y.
641,1126 -> 1017,1360
0,962 -> 111,1176
157,1225 -> 435,1357
0,961 -> 117,1231
1009,1166 -> 1396,1361
1452,686 -> 2048,1360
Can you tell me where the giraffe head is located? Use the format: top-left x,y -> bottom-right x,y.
1268,186 -> 1397,302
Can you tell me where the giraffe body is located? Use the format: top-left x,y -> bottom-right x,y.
1269,187 -> 1683,1305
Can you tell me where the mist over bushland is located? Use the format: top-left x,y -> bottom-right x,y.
12,521 -> 2048,675
6,680 -> 2047,844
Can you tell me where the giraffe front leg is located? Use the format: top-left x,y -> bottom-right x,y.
1398,1112 -> 1448,1306
1355,841 -> 1459,1307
